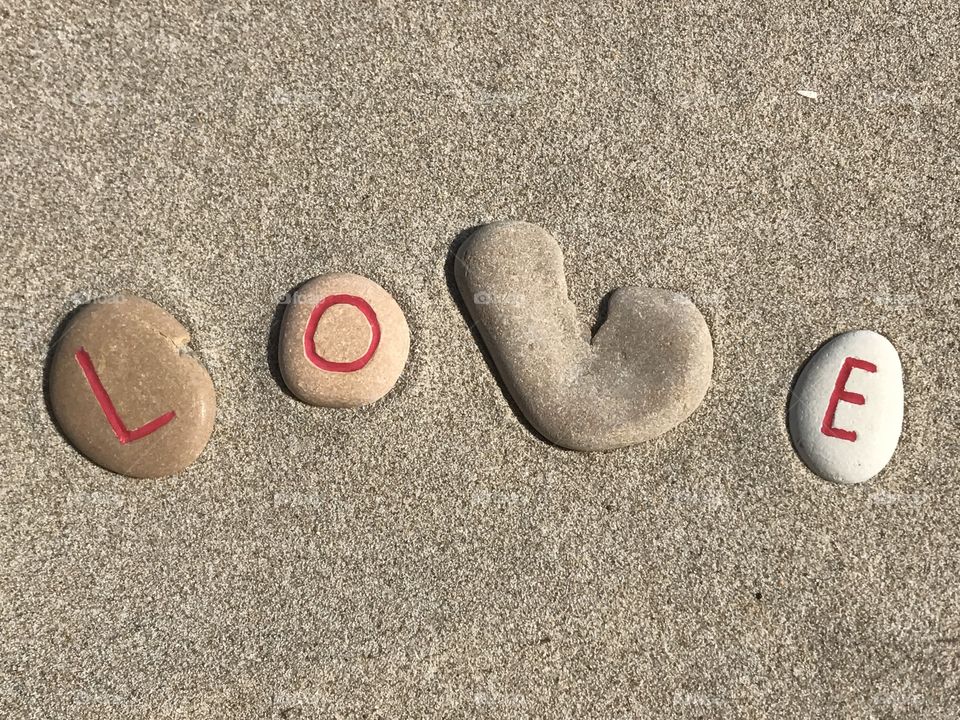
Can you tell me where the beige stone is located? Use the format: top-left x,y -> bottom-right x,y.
279,274 -> 409,407
48,295 -> 216,478
455,221 -> 713,451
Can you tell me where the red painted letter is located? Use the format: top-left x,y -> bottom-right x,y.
75,347 -> 176,444
303,294 -> 381,372
820,356 -> 878,442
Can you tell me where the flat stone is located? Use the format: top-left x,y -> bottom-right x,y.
48,295 -> 217,478
279,273 -> 409,407
789,330 -> 903,484
455,220 -> 713,451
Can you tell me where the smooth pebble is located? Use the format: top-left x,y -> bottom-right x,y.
48,295 -> 217,478
279,273 -> 409,408
789,329 -> 903,484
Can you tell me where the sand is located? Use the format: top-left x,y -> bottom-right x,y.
1,2 -> 958,718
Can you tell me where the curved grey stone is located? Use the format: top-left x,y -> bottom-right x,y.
455,221 -> 713,451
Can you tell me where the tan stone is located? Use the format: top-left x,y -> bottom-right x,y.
48,295 -> 217,478
455,221 -> 713,451
279,274 -> 409,407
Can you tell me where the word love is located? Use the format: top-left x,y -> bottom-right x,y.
46,224 -> 904,483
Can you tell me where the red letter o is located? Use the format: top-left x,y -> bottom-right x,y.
303,294 -> 381,373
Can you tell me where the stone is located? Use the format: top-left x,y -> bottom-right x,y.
279,273 -> 409,407
455,220 -> 713,451
48,295 -> 217,478
788,329 -> 903,484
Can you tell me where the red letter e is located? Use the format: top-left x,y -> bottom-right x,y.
820,356 -> 877,442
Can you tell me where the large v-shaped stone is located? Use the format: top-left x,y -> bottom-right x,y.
455,221 -> 713,451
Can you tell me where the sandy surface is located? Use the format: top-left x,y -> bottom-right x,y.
1,2 -> 958,718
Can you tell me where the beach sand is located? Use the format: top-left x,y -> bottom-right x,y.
1,2 -> 958,717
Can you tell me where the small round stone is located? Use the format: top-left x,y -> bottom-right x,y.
279,273 -> 410,407
789,330 -> 903,484
48,295 -> 217,478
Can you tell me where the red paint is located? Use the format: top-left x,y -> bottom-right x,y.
303,294 -> 381,372
820,356 -> 878,442
74,348 -> 176,444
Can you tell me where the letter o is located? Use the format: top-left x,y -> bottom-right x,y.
303,294 -> 381,373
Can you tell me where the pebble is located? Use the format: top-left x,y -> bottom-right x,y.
455,220 -> 713,451
789,329 -> 903,484
279,273 -> 409,407
48,295 -> 217,478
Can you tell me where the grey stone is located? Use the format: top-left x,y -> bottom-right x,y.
455,221 -> 713,451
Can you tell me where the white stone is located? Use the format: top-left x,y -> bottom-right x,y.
788,330 -> 903,484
